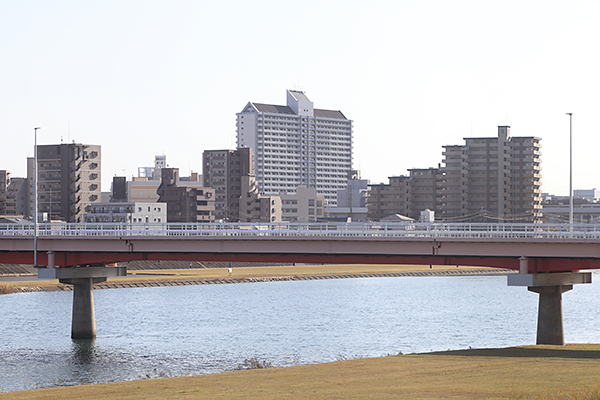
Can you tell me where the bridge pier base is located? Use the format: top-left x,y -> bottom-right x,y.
528,285 -> 572,345
508,268 -> 591,346
54,266 -> 125,339
59,277 -> 107,339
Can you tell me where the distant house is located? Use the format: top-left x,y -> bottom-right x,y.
380,214 -> 415,223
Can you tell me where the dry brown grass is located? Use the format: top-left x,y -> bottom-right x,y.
0,282 -> 16,294
8,263 -> 497,289
2,345 -> 599,399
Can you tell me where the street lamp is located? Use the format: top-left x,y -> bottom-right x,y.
566,113 -> 573,226
34,127 -> 41,267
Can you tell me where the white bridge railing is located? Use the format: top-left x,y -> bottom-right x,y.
2,222 -> 600,239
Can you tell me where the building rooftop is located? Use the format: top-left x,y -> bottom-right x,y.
249,103 -> 347,119
252,103 -> 295,114
288,90 -> 311,102
314,109 -> 347,120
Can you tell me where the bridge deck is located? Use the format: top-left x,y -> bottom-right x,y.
2,222 -> 600,272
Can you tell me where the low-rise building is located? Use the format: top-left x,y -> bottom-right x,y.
128,177 -> 161,202
239,174 -> 281,223
157,168 -> 215,223
541,195 -> 600,223
329,170 -> 369,221
84,202 -> 167,223
280,186 -> 326,222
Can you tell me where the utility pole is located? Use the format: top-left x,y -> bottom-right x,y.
566,113 -> 573,225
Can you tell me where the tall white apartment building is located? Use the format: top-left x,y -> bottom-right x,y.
236,90 -> 353,206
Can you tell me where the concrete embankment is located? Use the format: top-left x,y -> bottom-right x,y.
14,268 -> 511,293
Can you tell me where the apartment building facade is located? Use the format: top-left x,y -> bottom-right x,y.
367,168 -> 442,221
202,147 -> 254,221
441,126 -> 542,222
236,90 -> 353,206
157,168 -> 215,223
239,174 -> 282,223
84,202 -> 167,223
368,126 -> 542,222
26,143 -> 101,222
280,186 -> 326,222
5,177 -> 28,216
0,170 -> 9,215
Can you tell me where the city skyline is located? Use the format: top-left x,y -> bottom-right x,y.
1,1 -> 598,196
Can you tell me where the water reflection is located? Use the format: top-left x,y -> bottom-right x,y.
71,339 -> 96,365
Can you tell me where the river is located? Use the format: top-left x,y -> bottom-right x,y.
1,273 -> 599,392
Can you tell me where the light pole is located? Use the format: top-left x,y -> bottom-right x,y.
566,113 -> 573,225
33,127 -> 41,267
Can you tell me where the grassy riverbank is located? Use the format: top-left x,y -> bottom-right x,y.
1,344 -> 599,399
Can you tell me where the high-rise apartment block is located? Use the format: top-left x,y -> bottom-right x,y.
441,126 -> 542,222
236,90 -> 353,206
203,147 -> 254,221
27,143 -> 101,222
367,126 -> 542,222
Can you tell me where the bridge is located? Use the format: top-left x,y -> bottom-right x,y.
0,222 -> 596,345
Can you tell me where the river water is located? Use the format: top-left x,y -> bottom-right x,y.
1,273 -> 599,392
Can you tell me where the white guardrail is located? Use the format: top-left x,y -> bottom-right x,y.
1,222 -> 600,239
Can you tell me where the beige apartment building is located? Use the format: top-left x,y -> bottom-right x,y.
203,147 -> 253,221
367,168 -> 443,221
26,143 -> 102,222
368,126 -> 542,223
239,174 -> 282,223
128,170 -> 202,204
280,186 -> 326,222
441,126 -> 542,222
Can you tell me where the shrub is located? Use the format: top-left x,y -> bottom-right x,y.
237,357 -> 273,370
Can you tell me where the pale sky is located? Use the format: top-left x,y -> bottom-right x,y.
1,0 -> 598,196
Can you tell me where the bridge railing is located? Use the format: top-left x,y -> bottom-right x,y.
3,222 -> 600,239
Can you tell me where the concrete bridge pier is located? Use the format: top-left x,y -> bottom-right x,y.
42,265 -> 127,339
59,277 -> 107,339
528,285 -> 572,345
508,258 -> 591,346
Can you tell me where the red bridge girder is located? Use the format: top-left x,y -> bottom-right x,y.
2,250 -> 600,273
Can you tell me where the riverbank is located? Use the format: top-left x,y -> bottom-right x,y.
2,264 -> 512,292
1,344 -> 599,399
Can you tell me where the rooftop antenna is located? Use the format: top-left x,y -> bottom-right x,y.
68,118 -> 70,143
